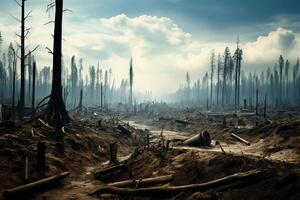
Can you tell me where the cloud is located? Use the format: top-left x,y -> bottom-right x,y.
243,28 -> 298,68
1,10 -> 300,96
63,14 -> 206,94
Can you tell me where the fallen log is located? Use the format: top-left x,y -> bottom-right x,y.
90,170 -> 262,196
174,119 -> 191,125
183,131 -> 211,147
3,172 -> 70,199
94,164 -> 128,178
90,175 -> 173,195
117,124 -> 131,136
158,117 -> 173,121
231,133 -> 250,145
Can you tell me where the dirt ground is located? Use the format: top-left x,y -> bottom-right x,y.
0,109 -> 299,200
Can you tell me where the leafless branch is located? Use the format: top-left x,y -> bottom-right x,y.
14,0 -> 21,7
45,47 -> 53,54
24,27 -> 31,38
24,10 -> 33,20
15,32 -> 21,38
46,3 -> 56,13
16,54 -> 21,59
11,14 -> 21,23
25,45 -> 39,58
63,8 -> 73,13
44,21 -> 55,26
14,41 -> 21,48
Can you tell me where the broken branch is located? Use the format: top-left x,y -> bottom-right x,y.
231,133 -> 250,146
91,170 -> 262,196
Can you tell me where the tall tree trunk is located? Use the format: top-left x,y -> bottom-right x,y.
46,0 -> 69,127
19,0 -> 25,118
12,57 -> 17,121
100,82 -> 103,108
129,57 -> 133,106
31,61 -> 36,117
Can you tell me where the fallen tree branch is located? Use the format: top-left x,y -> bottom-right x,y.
216,141 -> 226,154
3,172 -> 70,199
91,175 -> 173,195
93,163 -> 128,178
174,119 -> 192,125
91,169 -> 262,196
38,118 -> 54,129
231,133 -> 250,146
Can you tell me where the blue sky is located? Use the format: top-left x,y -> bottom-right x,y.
0,0 -> 299,95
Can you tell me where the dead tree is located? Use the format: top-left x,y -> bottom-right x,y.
279,55 -> 284,104
234,38 -> 242,110
27,51 -> 32,102
14,0 -> 38,118
31,60 -> 36,117
216,54 -> 221,105
10,45 -> 19,121
46,0 -> 70,126
293,59 -> 299,103
256,89 -> 259,115
186,72 -> 191,104
285,60 -> 289,103
129,56 -> 133,106
264,93 -> 267,118
210,50 -> 215,107
222,47 -> 230,107
100,82 -> 103,108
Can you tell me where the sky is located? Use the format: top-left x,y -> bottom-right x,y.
0,0 -> 300,97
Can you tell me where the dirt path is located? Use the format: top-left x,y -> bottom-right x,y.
37,154 -> 132,199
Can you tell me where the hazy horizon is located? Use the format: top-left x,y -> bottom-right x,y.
0,0 -> 299,98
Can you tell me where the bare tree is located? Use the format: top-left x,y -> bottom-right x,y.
216,54 -> 221,105
285,60 -> 289,102
279,55 -> 284,104
129,56 -> 133,106
210,50 -> 215,107
46,0 -> 70,126
14,0 -> 38,118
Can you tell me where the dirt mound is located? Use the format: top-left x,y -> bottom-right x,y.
0,116 -> 134,195
120,148 -> 300,200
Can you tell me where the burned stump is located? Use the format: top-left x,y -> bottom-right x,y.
183,131 -> 211,147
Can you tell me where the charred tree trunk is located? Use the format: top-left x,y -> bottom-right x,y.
18,0 -> 26,119
256,90 -> 259,116
78,88 -> 83,112
46,0 -> 70,127
31,61 -> 36,117
264,93 -> 267,118
129,57 -> 133,106
12,55 -> 17,121
100,82 -> 103,108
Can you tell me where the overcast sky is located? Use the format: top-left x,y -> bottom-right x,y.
0,0 -> 299,97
